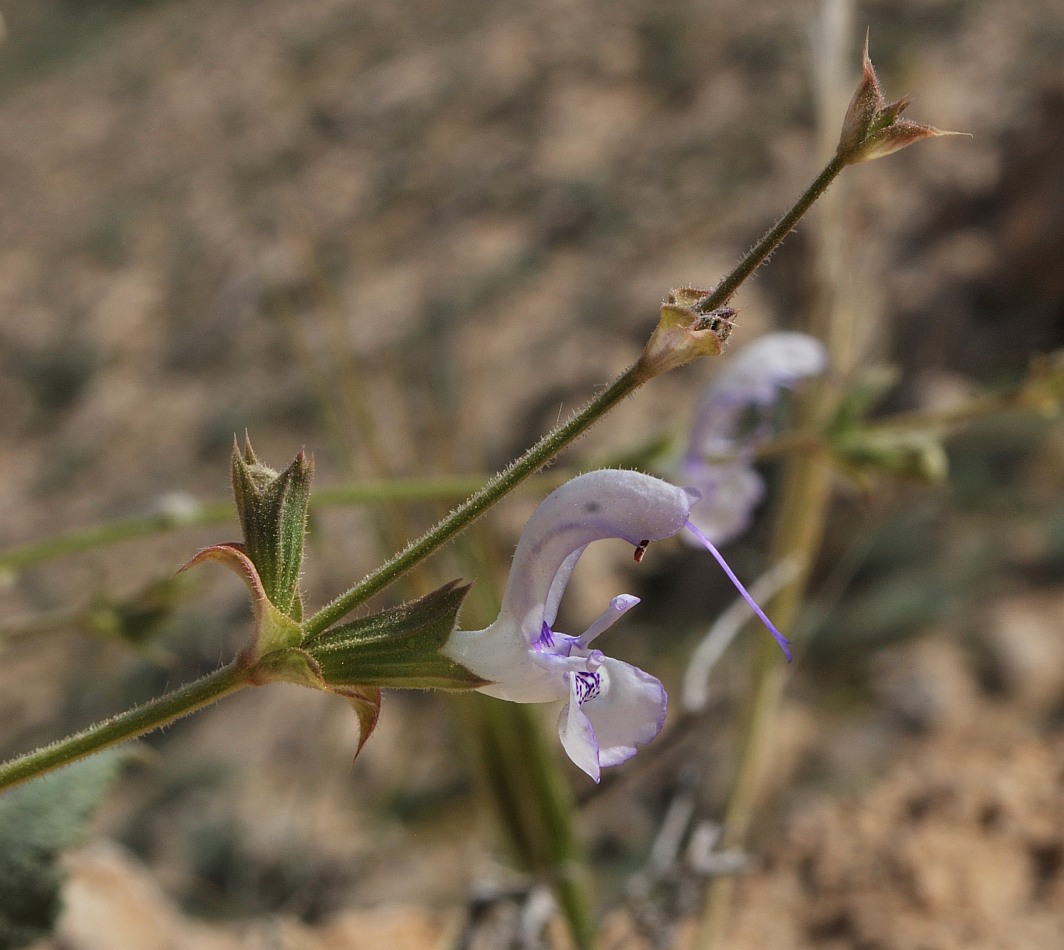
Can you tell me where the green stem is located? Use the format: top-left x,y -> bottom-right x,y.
0,476 -> 545,573
865,389 -> 1020,434
305,158 -> 849,638
0,503 -> 230,572
694,155 -> 846,314
1,139 -> 849,792
303,364 -> 648,637
0,661 -> 248,793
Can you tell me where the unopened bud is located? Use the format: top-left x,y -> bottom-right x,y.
231,437 -> 313,620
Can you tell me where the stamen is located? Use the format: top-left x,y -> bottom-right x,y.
683,519 -> 793,662
634,539 -> 650,563
576,594 -> 640,648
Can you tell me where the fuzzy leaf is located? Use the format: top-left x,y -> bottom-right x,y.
0,752 -> 125,949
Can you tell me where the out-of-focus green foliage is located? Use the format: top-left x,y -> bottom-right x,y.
0,751 -> 125,949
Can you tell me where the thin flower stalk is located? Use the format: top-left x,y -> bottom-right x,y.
0,136 -> 852,793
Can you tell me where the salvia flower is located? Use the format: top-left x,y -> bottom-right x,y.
676,332 -> 827,545
443,469 -> 789,781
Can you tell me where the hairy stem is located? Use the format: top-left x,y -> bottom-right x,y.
694,155 -> 846,315
0,661 -> 248,793
2,134 -> 850,789
303,364 -> 648,636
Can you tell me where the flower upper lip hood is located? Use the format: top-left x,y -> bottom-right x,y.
445,470 -> 697,705
496,469 -> 697,671
442,469 -> 788,781
443,470 -> 697,781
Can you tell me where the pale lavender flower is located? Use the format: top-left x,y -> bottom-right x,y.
444,469 -> 789,782
679,332 -> 827,545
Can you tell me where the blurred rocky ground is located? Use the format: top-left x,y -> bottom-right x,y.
1,0 -> 1063,946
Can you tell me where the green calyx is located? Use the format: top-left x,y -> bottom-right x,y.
304,581 -> 486,691
231,437 -> 312,620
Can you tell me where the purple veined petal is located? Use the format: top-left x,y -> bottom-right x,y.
575,594 -> 641,649
575,659 -> 667,771
559,674 -> 603,781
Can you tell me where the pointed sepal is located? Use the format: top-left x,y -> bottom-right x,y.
836,35 -> 966,166
335,686 -> 383,759
179,542 -> 303,662
251,647 -> 383,757
306,581 -> 486,690
231,437 -> 313,620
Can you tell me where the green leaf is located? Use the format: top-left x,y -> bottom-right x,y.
829,365 -> 899,433
306,581 -> 486,690
0,751 -> 125,949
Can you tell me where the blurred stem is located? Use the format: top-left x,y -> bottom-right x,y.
0,661 -> 247,793
459,694 -> 596,949
455,535 -> 595,949
6,371 -> 1027,580
697,8 -> 853,944
0,476 -> 546,573
865,388 -> 1028,433
696,399 -> 834,946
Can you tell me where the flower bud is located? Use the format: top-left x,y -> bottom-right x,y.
231,437 -> 312,620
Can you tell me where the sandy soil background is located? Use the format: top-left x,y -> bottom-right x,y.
1,0 -> 1063,947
